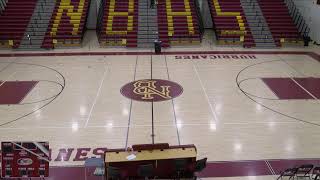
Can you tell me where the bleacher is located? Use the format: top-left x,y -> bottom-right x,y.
258,0 -> 301,47
0,0 -> 307,49
208,0 -> 254,48
42,0 -> 89,49
97,0 -> 139,47
157,0 -> 201,47
0,0 -> 37,48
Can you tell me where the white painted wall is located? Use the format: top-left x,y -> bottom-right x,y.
292,0 -> 320,42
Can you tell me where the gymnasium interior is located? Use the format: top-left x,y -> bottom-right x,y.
0,0 -> 319,179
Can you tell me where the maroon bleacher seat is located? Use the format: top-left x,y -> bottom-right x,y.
97,0 -> 139,47
0,0 -> 37,48
157,0 -> 201,47
207,0 -> 255,48
258,0 -> 301,47
41,0 -> 89,49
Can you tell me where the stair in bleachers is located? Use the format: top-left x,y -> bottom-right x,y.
137,0 -> 159,48
258,0 -> 301,47
208,0 -> 255,48
42,0 -> 89,49
97,0 -> 139,47
0,0 -> 37,48
157,0 -> 201,47
240,0 -> 276,48
18,0 -> 55,50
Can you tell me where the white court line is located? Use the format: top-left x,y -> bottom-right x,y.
0,121 -> 304,130
278,58 -> 318,100
84,62 -> 109,128
0,72 -> 17,87
11,142 -> 50,162
291,78 -> 318,100
192,61 -> 220,124
265,160 -> 276,175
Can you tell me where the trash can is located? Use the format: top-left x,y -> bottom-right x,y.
303,35 -> 311,47
154,40 -> 162,54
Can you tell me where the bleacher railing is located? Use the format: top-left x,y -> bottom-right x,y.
193,0 -> 204,39
284,0 -> 310,37
249,0 -> 272,35
83,0 -> 90,42
0,0 -> 7,12
96,0 -> 106,42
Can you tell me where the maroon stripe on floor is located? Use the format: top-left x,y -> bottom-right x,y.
307,52 -> 320,62
49,166 -> 85,180
0,81 -> 38,104
294,78 -> 320,99
198,160 -> 272,177
44,158 -> 320,179
262,78 -> 313,99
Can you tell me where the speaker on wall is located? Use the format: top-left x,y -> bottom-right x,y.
317,0 -> 320,5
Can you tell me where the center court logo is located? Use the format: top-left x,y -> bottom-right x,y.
121,79 -> 183,102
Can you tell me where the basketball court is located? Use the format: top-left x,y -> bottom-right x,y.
0,43 -> 320,179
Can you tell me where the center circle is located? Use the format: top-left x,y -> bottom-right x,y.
120,79 -> 183,102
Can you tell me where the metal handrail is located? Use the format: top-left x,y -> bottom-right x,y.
193,0 -> 204,38
0,0 -> 7,12
284,0 -> 310,37
96,0 -> 106,41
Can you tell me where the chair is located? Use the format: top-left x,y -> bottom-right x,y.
277,167 -> 298,180
194,158 -> 207,172
296,164 -> 314,179
312,167 -> 320,180
174,159 -> 188,180
107,166 -> 121,180
189,158 -> 207,180
137,164 -> 154,180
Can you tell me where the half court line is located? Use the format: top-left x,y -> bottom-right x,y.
151,54 -> 155,144
125,56 -> 138,149
164,55 -> 181,145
